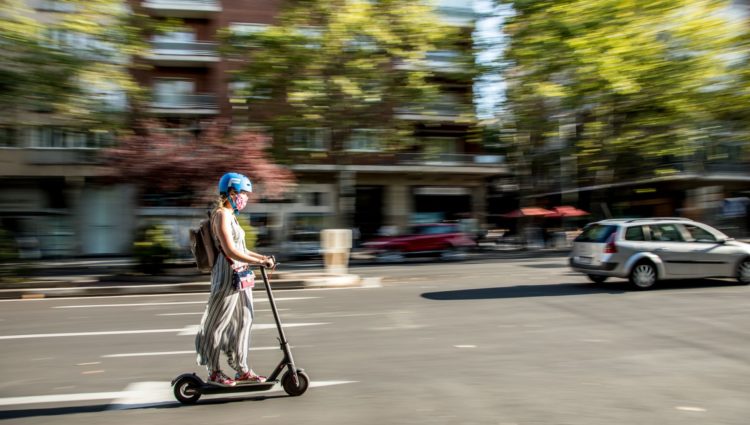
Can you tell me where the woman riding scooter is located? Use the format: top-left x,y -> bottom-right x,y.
194,172 -> 275,386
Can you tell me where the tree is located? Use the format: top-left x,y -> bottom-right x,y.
222,0 -> 475,155
0,0 -> 158,130
498,0 -> 749,187
101,121 -> 296,206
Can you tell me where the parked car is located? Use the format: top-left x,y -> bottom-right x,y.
280,231 -> 322,261
569,217 -> 750,289
361,223 -> 475,263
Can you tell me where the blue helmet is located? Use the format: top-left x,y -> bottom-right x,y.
218,172 -> 252,195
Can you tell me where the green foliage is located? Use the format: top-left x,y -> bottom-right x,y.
132,224 -> 174,275
0,0 -> 162,129
237,215 -> 258,250
499,0 -> 750,185
222,0 -> 475,152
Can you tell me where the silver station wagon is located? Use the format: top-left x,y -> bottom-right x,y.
569,218 -> 750,289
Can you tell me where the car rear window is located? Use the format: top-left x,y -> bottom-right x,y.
574,224 -> 617,243
625,226 -> 645,241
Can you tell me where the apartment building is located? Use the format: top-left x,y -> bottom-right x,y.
130,0 -> 509,246
2,0 -> 510,257
0,0 -> 135,257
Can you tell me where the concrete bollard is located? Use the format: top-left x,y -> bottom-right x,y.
320,229 -> 352,274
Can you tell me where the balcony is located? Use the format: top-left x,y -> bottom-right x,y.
288,152 -> 508,175
144,41 -> 219,66
0,148 -> 107,178
394,101 -> 475,123
141,0 -> 221,18
149,93 -> 219,116
395,50 -> 471,74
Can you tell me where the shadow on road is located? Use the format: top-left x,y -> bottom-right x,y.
421,279 -> 744,301
421,283 -> 623,300
0,394 -> 289,420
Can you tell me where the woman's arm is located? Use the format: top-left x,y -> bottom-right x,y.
214,209 -> 273,267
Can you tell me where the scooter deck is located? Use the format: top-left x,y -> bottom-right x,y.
200,380 -> 277,394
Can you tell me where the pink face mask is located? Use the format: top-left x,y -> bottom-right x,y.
232,193 -> 248,211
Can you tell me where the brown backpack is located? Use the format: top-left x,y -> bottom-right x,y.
190,212 -> 218,273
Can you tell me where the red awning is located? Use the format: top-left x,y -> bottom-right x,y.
548,206 -> 590,217
501,207 -> 556,218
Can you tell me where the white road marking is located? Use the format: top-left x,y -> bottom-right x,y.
0,391 -> 127,406
158,308 -> 287,316
76,362 -> 101,366
453,345 -> 477,348
675,406 -> 707,412
53,301 -> 206,309
53,297 -> 318,309
102,346 -> 285,358
177,322 -> 329,336
0,283 -> 373,304
0,323 -> 327,340
0,329 -> 185,340
0,292 -> 212,302
109,380 -> 358,409
309,380 -> 358,388
0,379 -> 358,408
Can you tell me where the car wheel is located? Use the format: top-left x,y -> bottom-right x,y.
738,258 -> 750,285
377,250 -> 404,263
440,246 -> 468,261
586,274 -> 608,284
629,261 -> 657,290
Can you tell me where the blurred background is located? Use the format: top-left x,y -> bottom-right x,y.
0,0 -> 748,264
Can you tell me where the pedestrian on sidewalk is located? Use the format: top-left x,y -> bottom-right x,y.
195,172 -> 276,386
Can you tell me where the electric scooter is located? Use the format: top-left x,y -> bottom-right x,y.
171,261 -> 310,404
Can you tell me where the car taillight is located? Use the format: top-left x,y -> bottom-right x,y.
604,232 -> 618,254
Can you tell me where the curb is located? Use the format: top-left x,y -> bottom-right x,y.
0,273 -> 366,300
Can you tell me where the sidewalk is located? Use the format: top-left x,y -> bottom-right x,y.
0,258 -> 366,300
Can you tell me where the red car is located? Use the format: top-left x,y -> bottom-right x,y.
361,223 -> 475,262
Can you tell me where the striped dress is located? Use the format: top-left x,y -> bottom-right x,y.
195,211 -> 255,374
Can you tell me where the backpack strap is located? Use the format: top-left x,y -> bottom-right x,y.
210,209 -> 235,266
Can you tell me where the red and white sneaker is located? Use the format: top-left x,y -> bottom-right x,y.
208,371 -> 236,386
235,370 -> 266,383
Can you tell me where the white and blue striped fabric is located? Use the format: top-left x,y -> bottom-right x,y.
195,212 -> 255,374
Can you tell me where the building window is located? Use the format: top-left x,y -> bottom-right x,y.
24,127 -> 107,148
153,78 -> 195,106
288,128 -> 329,151
229,23 -> 269,35
153,30 -> 196,43
346,129 -> 382,152
0,128 -> 18,147
423,137 -> 457,155
36,0 -> 76,12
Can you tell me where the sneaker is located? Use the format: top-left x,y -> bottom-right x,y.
208,370 -> 236,386
235,370 -> 266,383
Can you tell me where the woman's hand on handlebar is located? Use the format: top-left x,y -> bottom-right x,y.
261,256 -> 276,269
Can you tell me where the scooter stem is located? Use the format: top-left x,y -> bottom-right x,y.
260,266 -> 299,384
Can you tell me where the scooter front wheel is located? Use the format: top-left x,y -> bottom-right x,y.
173,376 -> 202,404
281,370 -> 309,396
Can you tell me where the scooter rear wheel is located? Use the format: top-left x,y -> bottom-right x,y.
281,370 -> 309,396
173,376 -> 202,404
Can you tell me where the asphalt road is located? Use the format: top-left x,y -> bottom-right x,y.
1,257 -> 749,425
